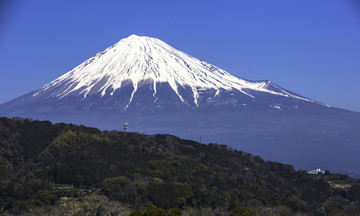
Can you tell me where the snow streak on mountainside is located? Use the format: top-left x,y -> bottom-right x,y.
33,34 -> 318,109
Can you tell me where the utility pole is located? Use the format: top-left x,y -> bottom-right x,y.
123,122 -> 128,132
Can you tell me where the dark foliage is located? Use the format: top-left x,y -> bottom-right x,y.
130,205 -> 182,216
0,117 -> 359,215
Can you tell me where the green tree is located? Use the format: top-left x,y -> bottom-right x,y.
230,206 -> 257,216
130,205 -> 182,216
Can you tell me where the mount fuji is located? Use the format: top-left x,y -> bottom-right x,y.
1,35 -> 360,177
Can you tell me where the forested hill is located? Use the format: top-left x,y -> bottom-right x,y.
0,117 -> 359,215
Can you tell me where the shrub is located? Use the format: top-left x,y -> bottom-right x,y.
230,206 -> 257,216
130,205 -> 182,216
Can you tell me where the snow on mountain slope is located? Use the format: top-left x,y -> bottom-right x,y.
33,34 -> 317,109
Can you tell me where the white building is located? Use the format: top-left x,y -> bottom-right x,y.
308,168 -> 325,174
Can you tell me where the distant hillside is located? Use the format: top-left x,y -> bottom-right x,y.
0,117 -> 359,215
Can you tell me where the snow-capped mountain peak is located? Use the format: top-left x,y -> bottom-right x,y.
35,34 -> 315,109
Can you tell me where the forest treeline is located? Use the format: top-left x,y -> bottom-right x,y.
0,117 -> 359,215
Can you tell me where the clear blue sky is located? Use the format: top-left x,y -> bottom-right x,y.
1,0 -> 359,112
